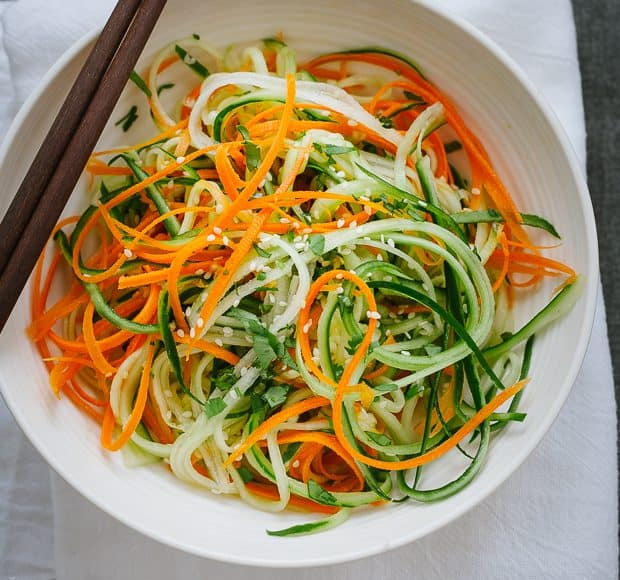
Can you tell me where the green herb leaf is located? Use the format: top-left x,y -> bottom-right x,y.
130,71 -> 152,97
307,480 -> 338,506
253,243 -> 271,258
115,105 -> 139,132
308,234 -> 325,256
212,366 -> 237,392
157,82 -> 175,96
174,44 -> 210,78
192,33 -> 201,40
263,385 -> 289,408
444,140 -> 462,154
378,116 -> 394,129
205,397 -> 227,418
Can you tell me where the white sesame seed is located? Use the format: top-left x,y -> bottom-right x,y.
367,310 -> 382,320
215,203 -> 224,214
336,218 -> 345,228
377,254 -> 384,261
292,460 -> 300,468
335,170 -> 346,178
195,268 -> 204,276
185,306 -> 192,317
278,300 -> 288,307
176,156 -> 186,164
123,248 -> 133,258
303,319 -> 313,334
184,54 -> 196,65
400,350 -> 411,356
347,119 -> 358,127
262,265 -> 271,272
312,347 -> 320,358
213,226 -> 222,235
336,286 -> 344,295
349,220 -> 358,229
215,338 -> 224,347
222,236 -> 230,246
206,234 -> 216,242
222,327 -> 233,337
176,329 -> 185,338
189,327 -> 196,338
268,294 -> 276,304
280,217 -> 290,224
292,222 -> 300,229
336,273 -> 344,279
387,238 -> 395,248
471,187 -> 481,196
184,97 -> 196,108
196,318 -> 204,328
233,298 -> 240,307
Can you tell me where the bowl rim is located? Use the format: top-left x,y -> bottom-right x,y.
0,0 -> 599,567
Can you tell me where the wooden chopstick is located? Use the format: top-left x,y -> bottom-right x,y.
0,0 -> 167,332
0,0 -> 143,275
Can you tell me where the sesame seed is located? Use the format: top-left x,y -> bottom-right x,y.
278,300 -> 288,307
280,217 -> 290,224
213,226 -> 222,235
233,298 -> 240,307
176,156 -> 186,164
471,187 -> 481,196
336,273 -> 344,279
359,195 -> 370,202
206,234 -> 216,242
189,328 -> 196,338
335,170 -> 346,178
387,238 -> 395,248
336,286 -> 344,295
184,54 -> 196,65
292,222 -> 300,229
292,460 -> 300,468
196,318 -> 204,328
215,338 -> 224,347
222,327 -> 233,337
176,329 -> 185,338
303,319 -> 313,334
195,269 -> 204,276
349,220 -> 358,229
222,236 -> 230,246
337,218 -> 345,228
347,119 -> 358,127
312,347 -> 320,358
268,294 -> 276,304
215,204 -> 224,214
367,310 -> 382,320
377,254 -> 384,261
400,350 -> 411,356
185,306 -> 192,317
123,248 -> 133,258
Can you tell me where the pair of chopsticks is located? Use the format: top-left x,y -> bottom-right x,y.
0,0 -> 167,333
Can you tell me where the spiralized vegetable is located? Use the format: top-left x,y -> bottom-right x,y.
29,36 -> 579,536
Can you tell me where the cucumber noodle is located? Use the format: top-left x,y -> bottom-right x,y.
29,36 -> 580,537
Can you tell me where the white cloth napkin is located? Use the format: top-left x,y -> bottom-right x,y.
0,0 -> 617,578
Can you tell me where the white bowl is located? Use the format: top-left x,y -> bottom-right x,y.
0,0 -> 598,567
